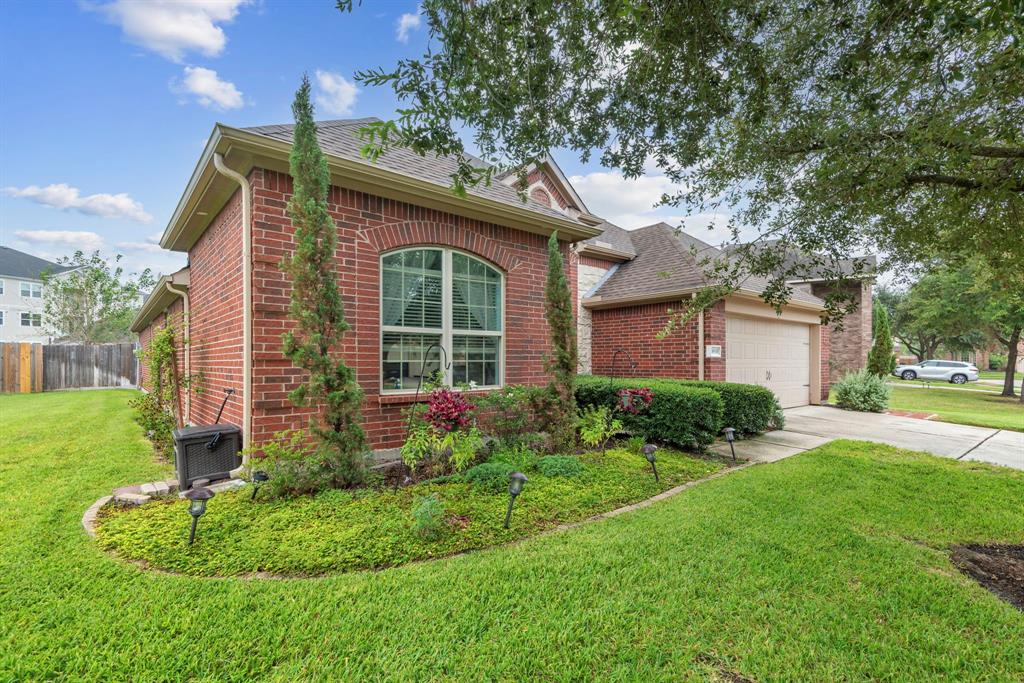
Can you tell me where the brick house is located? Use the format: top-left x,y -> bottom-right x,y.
132,117 -> 837,451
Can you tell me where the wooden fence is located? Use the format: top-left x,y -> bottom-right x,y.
0,342 -> 138,393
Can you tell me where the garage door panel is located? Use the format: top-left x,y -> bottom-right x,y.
726,315 -> 810,408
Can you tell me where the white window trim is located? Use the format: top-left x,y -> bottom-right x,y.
0,279 -> 5,295
380,247 -> 505,394
0,310 -> 5,326
19,281 -> 42,298
21,311 -> 42,327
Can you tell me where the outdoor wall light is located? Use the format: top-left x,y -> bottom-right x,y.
641,444 -> 659,482
504,472 -> 528,529
184,486 -> 215,546
250,470 -> 269,500
723,427 -> 737,462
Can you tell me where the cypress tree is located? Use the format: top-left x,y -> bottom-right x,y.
281,75 -> 366,485
867,299 -> 897,378
544,232 -> 578,452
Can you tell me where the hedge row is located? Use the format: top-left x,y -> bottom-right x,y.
675,380 -> 784,436
575,375 -> 783,448
575,376 -> 723,449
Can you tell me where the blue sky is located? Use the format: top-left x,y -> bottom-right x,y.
0,0 -> 720,278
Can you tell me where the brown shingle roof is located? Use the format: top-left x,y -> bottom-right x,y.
586,222 -> 824,307
244,118 -> 577,223
580,222 -> 636,257
721,240 -> 876,282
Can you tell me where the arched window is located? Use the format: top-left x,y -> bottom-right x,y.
381,247 -> 503,392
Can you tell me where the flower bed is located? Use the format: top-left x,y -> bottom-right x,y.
95,447 -> 724,577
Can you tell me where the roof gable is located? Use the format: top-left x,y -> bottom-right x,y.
585,223 -> 824,309
244,119 -> 573,223
0,246 -> 74,280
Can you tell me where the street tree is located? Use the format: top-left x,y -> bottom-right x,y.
42,251 -> 154,343
345,0 -> 1023,324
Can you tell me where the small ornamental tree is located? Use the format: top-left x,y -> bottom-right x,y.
866,300 -> 897,378
544,232 -> 577,452
281,75 -> 367,486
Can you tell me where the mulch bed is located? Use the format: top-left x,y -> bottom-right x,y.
950,544 -> 1024,610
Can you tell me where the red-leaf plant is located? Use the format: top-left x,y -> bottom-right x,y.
616,387 -> 654,414
424,387 -> 475,432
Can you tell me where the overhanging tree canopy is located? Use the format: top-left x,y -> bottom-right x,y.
345,0 -> 1023,320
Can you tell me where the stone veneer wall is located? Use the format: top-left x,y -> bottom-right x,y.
576,254 -> 617,374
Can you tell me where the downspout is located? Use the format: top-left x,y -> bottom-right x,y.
212,153 -> 253,459
693,292 -> 705,381
164,282 -> 190,423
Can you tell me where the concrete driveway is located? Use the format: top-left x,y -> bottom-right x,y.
715,405 -> 1023,471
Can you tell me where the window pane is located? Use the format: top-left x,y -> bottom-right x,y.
381,332 -> 442,391
382,249 -> 442,329
452,335 -> 499,386
451,254 -> 501,332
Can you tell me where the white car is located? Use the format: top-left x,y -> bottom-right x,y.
892,360 -> 979,384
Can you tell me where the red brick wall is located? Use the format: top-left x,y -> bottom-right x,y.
579,255 -> 618,270
527,168 -> 572,210
187,190 -> 245,428
137,190 -> 244,430
590,300 -> 726,380
812,280 -> 871,382
248,168 -> 575,449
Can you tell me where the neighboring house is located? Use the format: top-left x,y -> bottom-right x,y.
0,246 -> 74,343
132,116 -> 836,451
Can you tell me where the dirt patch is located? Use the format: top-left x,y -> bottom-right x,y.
694,654 -> 757,683
950,544 -> 1024,610
886,409 -> 937,420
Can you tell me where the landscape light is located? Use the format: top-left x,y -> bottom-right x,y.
184,486 -> 215,546
504,472 -> 528,529
251,470 -> 269,501
642,443 -> 659,482
723,427 -> 737,462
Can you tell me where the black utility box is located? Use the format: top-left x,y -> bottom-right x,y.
173,424 -> 242,490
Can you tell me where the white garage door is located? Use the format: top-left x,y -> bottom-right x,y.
726,316 -> 811,408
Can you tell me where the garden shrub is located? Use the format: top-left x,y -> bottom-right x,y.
577,405 -> 622,452
411,494 -> 447,540
128,392 -> 176,459
247,430 -> 335,498
487,443 -> 540,472
624,435 -> 646,454
401,387 -> 483,476
833,369 -> 890,412
579,376 -> 782,438
676,380 -> 783,435
536,455 -> 585,478
575,376 -> 723,448
474,385 -> 548,443
462,461 -> 516,493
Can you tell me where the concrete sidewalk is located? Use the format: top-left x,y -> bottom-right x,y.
711,405 -> 1023,471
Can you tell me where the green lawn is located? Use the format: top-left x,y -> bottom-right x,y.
888,385 -> 1024,431
3,390 -> 1024,681
979,370 -> 1022,382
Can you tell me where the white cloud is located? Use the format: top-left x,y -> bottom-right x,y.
177,66 -> 244,109
396,11 -> 421,43
314,70 -> 359,117
92,0 -> 248,62
116,232 -> 165,254
3,183 -> 153,223
14,230 -> 105,253
569,171 -> 684,229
